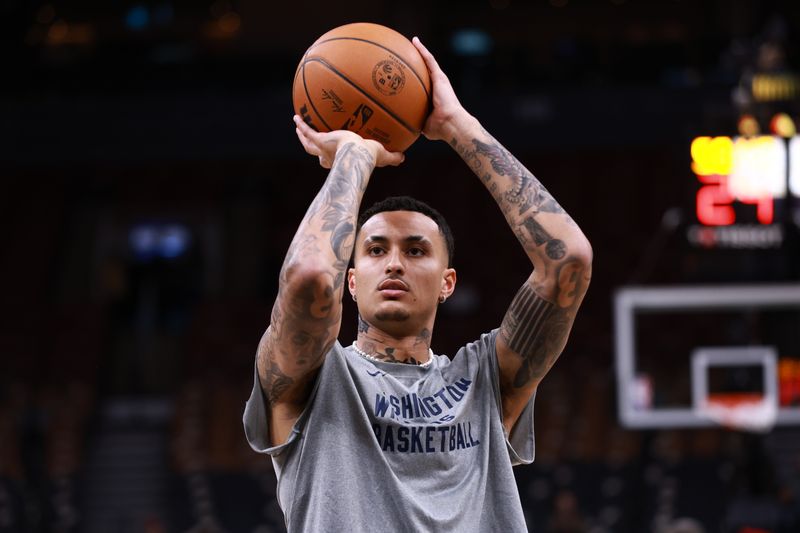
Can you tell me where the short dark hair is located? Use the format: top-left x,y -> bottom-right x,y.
356,196 -> 455,267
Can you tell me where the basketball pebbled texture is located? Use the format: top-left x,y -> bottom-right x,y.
292,23 -> 432,152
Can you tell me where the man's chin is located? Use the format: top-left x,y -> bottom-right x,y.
374,308 -> 411,322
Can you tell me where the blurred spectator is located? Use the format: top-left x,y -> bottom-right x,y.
547,490 -> 587,533
664,517 -> 705,533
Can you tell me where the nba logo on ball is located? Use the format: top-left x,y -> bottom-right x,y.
373,59 -> 406,96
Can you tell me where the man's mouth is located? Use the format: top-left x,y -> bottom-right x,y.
377,278 -> 409,298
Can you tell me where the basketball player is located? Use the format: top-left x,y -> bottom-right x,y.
243,37 -> 592,531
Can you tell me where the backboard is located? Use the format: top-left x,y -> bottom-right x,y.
614,284 -> 800,429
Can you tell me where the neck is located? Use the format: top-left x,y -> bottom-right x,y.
355,315 -> 432,365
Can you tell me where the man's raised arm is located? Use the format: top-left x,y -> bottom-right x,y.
451,119 -> 592,432
413,38 -> 592,434
259,119 -> 403,445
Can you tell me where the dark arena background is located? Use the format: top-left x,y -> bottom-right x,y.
2,1 -> 800,532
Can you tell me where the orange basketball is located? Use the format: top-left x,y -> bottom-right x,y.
292,23 -> 432,153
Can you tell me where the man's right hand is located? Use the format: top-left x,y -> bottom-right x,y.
293,115 -> 405,169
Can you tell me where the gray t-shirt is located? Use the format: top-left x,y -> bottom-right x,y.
243,329 -> 536,532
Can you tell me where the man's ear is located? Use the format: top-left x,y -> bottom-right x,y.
348,268 -> 357,299
441,268 -> 457,300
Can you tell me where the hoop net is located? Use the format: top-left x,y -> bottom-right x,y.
699,393 -> 777,433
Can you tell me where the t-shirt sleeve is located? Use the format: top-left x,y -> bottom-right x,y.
484,328 -> 536,466
242,351 -> 324,457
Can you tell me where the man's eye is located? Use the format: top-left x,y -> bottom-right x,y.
368,247 -> 384,256
407,247 -> 425,256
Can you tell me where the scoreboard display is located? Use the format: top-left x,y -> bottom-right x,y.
688,134 -> 800,249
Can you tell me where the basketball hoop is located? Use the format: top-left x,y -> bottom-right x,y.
691,347 -> 779,433
699,392 -> 777,433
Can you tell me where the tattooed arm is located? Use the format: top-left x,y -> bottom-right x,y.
259,117 -> 404,446
413,38 -> 592,434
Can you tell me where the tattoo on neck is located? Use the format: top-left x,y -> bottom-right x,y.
359,342 -> 428,366
414,328 -> 431,348
357,314 -> 369,333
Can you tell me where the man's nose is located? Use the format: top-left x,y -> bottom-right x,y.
385,248 -> 404,274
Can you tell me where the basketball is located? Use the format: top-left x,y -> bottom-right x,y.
292,23 -> 432,153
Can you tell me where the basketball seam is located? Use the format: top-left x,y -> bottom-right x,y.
304,57 -> 419,136
308,37 -> 431,101
301,60 -> 334,132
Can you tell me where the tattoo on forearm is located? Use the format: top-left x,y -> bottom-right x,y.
451,137 -> 483,176
262,142 -> 374,405
280,235 -> 320,285
521,217 -> 566,260
452,134 -> 578,266
470,139 -> 564,216
305,142 -> 373,289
